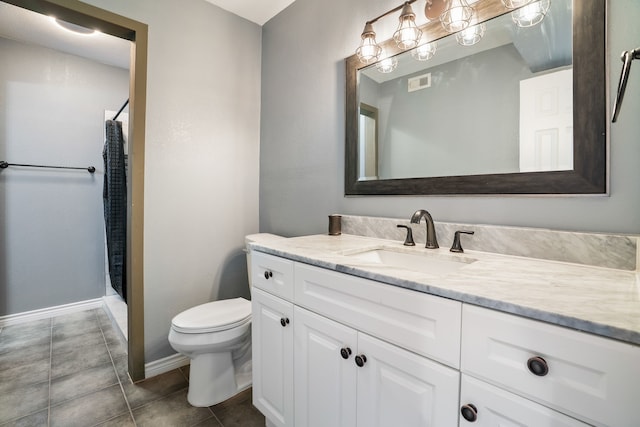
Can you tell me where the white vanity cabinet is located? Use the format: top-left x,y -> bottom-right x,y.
251,252 -> 296,427
251,250 -> 461,427
461,304 -> 640,427
294,305 -> 459,427
459,374 -> 589,426
251,249 -> 640,427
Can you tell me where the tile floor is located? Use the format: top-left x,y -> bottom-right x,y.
0,308 -> 265,427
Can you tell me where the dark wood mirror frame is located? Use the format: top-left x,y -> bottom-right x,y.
345,0 -> 606,195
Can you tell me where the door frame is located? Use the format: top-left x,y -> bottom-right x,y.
2,0 -> 148,381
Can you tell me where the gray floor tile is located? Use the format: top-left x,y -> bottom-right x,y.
105,337 -> 127,359
50,363 -> 119,405
50,384 -> 129,427
52,310 -> 98,327
51,318 -> 100,338
123,369 -> 189,410
51,340 -> 111,379
94,412 -> 136,427
210,389 -> 265,427
0,358 -> 50,393
96,309 -> 113,327
0,408 -> 48,427
0,319 -> 50,341
191,416 -> 223,427
0,324 -> 51,354
132,388 -> 213,427
0,381 -> 49,424
52,329 -> 105,356
0,340 -> 50,371
113,356 -> 132,385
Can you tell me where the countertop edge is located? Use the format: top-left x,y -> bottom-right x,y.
251,243 -> 640,347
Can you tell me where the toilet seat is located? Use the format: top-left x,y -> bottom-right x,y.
171,298 -> 251,334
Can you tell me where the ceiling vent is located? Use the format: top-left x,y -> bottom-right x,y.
408,73 -> 431,92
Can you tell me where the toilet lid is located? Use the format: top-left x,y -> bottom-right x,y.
171,298 -> 251,334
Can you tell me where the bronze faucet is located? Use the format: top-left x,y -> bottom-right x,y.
410,209 -> 438,249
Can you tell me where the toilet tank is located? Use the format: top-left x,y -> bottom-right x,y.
245,233 -> 284,288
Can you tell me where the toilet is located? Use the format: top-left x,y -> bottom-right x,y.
168,233 -> 283,407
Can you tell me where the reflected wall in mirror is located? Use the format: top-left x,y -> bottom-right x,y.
345,0 -> 606,195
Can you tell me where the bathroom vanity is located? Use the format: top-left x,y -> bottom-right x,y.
249,229 -> 640,427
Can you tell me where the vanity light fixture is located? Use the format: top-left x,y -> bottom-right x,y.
511,0 -> 550,27
501,0 -> 533,9
393,2 -> 423,50
376,56 -> 399,73
356,22 -> 383,64
411,41 -> 438,61
357,0 -> 423,64
455,23 -> 486,46
439,0 -> 474,33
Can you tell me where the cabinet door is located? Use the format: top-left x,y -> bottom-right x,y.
356,333 -> 459,427
461,304 -> 640,427
252,288 -> 294,427
460,374 -> 590,426
294,306 -> 358,427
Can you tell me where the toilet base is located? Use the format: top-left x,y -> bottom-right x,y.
187,351 -> 243,407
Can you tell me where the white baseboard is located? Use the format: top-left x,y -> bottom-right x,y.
145,353 -> 190,379
0,298 -> 104,327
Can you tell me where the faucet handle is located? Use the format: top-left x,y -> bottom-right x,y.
397,225 -> 415,246
450,231 -> 474,253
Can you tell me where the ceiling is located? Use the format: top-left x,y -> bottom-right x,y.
204,0 -> 296,26
0,0 -> 296,71
0,2 -> 130,69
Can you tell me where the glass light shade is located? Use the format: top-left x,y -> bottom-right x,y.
356,23 -> 382,64
393,3 -> 422,50
376,56 -> 398,74
511,0 -> 550,27
455,23 -> 486,46
411,41 -> 438,61
440,0 -> 474,33
501,0 -> 533,9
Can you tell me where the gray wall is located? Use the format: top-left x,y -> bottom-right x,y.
260,0 -> 640,236
0,37 -> 129,316
81,0 -> 262,362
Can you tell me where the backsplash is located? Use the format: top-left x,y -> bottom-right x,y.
340,215 -> 638,271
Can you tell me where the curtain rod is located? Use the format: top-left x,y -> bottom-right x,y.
112,99 -> 129,121
0,161 -> 96,173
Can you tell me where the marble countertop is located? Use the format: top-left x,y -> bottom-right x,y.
250,234 -> 640,346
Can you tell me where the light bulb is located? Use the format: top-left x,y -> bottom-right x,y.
356,22 -> 382,64
511,0 -> 550,27
455,23 -> 485,46
411,42 -> 438,61
376,56 -> 398,74
440,0 -> 474,33
393,3 -> 422,50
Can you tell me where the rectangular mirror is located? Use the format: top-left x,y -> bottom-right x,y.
345,0 -> 606,195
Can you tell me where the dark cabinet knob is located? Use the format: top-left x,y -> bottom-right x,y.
460,404 -> 478,422
527,356 -> 549,376
264,271 -> 273,280
355,354 -> 367,367
280,317 -> 290,327
340,347 -> 352,359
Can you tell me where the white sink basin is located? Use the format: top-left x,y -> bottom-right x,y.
346,248 -> 475,276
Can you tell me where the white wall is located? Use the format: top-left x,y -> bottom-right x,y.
80,0 -> 262,362
0,37 -> 129,315
260,0 -> 640,236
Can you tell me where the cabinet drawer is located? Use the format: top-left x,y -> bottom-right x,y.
461,304 -> 640,427
251,251 -> 294,301
460,374 -> 589,426
295,262 -> 462,368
